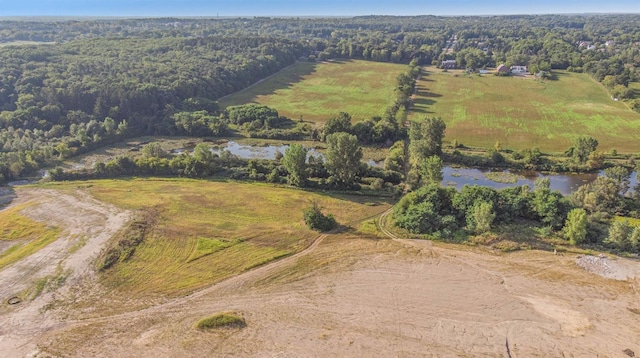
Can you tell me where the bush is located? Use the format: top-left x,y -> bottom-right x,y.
303,201 -> 338,232
195,312 -> 246,330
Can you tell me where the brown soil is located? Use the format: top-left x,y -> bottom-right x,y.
1,188 -> 639,357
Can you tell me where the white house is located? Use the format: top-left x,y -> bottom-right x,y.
510,65 -> 528,74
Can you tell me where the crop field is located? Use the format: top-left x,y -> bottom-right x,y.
65,178 -> 391,296
411,68 -> 640,152
219,59 -> 406,123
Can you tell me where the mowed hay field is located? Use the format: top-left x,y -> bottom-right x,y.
411,68 -> 640,152
60,179 -> 391,296
219,59 -> 406,123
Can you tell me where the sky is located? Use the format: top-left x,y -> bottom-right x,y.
0,0 -> 638,17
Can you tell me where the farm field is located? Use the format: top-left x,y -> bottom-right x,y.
219,59 -> 406,123
54,178 -> 392,297
411,68 -> 640,152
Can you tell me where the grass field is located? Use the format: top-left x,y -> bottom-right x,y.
411,68 -> 640,152
60,178 -> 391,296
0,203 -> 61,270
219,60 -> 406,123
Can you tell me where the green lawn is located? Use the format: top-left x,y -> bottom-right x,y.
219,59 -> 406,123
411,68 -> 640,152
47,179 -> 391,296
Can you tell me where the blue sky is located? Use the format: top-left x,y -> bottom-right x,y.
1,0 -> 638,17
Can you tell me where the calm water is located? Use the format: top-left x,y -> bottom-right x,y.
209,141 -> 384,167
443,167 -> 638,196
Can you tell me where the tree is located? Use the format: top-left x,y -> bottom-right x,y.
193,143 -> 215,162
409,117 -> 446,162
322,112 -> 352,141
325,132 -> 363,187
470,201 -> 496,234
573,136 -> 598,164
303,201 -> 337,232
419,155 -> 443,185
562,208 -> 588,245
604,166 -> 630,195
605,220 -> 632,251
283,143 -> 307,186
141,142 -> 166,158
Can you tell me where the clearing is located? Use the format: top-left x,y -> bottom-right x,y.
411,67 -> 640,152
219,59 -> 406,123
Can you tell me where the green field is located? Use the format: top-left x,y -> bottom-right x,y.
411,68 -> 640,152
55,179 -> 391,296
219,60 -> 406,123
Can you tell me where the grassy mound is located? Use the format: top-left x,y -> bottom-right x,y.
195,312 -> 246,330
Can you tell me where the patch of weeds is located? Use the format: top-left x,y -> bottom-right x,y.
96,209 -> 157,272
28,267 -> 71,301
195,312 -> 245,330
187,237 -> 242,262
484,172 -> 522,184
493,240 -> 521,252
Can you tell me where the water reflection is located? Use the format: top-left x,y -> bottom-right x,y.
208,141 -> 384,167
443,167 -> 638,195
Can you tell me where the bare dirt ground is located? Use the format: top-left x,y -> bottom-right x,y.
1,188 -> 640,357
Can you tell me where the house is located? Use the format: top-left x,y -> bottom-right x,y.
496,64 -> 510,75
510,65 -> 528,74
441,60 -> 457,69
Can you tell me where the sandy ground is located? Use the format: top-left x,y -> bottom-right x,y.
1,188 -> 639,357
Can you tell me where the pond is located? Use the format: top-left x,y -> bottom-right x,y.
207,141 -> 385,167
443,167 -> 638,196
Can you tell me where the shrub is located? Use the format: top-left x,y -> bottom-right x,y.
303,201 -> 338,232
195,312 -> 245,330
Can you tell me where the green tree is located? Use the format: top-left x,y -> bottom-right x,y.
470,201 -> 496,234
419,155 -> 443,185
303,201 -> 337,232
562,208 -> 588,245
573,136 -> 598,164
141,142 -> 166,158
193,143 -> 215,162
322,112 -> 352,141
605,220 -> 632,251
604,166 -> 630,194
325,132 -> 363,187
283,143 -> 308,186
409,117 -> 446,162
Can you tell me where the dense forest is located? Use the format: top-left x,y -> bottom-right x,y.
1,15 -> 640,182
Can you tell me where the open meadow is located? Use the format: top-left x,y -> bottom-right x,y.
219,59 -> 406,123
63,178 -> 392,297
411,68 -> 640,152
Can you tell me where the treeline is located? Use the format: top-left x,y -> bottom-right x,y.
394,167 -> 640,254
